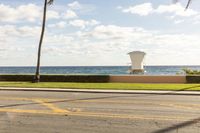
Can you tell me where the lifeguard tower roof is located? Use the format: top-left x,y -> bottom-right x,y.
128,51 -> 146,55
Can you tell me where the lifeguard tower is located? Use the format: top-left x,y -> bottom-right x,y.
128,51 -> 146,74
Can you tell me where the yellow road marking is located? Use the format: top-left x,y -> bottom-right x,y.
33,99 -> 70,113
0,96 -> 69,113
0,96 -> 200,121
0,97 -> 33,101
1,96 -> 199,110
0,96 -> 55,102
1,96 -> 199,111
0,108 -> 193,121
0,108 -> 57,115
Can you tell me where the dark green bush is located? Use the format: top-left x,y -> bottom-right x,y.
0,75 -> 110,83
186,76 -> 200,83
0,75 -> 33,81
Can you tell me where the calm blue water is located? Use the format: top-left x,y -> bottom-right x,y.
0,66 -> 200,75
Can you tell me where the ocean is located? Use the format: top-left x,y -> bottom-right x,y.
0,66 -> 200,75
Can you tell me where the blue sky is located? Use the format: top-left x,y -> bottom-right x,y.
0,0 -> 200,66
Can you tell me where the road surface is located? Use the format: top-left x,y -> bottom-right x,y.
0,90 -> 200,133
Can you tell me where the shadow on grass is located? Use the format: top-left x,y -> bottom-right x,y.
151,117 -> 200,133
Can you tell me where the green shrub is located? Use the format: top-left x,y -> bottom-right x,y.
181,68 -> 200,83
0,75 -> 33,81
182,68 -> 200,75
0,75 -> 110,83
186,76 -> 200,83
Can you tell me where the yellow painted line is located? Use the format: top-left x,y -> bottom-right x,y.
0,96 -> 193,110
0,97 -> 33,101
0,108 -> 193,121
0,96 -> 56,101
33,99 -> 70,113
0,96 -> 70,113
0,108 -> 58,115
1,96 -> 200,110
1,96 -> 200,113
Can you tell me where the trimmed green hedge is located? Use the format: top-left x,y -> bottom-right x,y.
186,76 -> 200,83
0,75 -> 110,83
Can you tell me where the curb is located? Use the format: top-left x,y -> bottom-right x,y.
1,87 -> 200,96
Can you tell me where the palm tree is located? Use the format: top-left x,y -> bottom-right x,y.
173,0 -> 192,9
34,0 -> 54,83
185,0 -> 192,9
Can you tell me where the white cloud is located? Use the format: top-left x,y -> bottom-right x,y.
44,34 -> 74,45
68,1 -> 82,10
0,25 -> 40,37
81,25 -> 149,41
69,19 -> 100,29
192,15 -> 200,24
18,26 -> 41,36
48,21 -> 67,28
116,6 -> 123,10
121,3 -> 198,17
2,22 -> 200,65
155,3 -> 198,17
53,24 -> 199,65
122,3 -> 153,16
174,19 -> 184,24
0,4 -> 60,23
1,1 -> 200,65
78,24 -> 200,55
63,10 -> 78,19
43,46 -> 66,56
0,4 -> 40,22
67,1 -> 95,14
47,10 -> 60,19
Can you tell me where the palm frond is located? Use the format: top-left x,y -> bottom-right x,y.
48,0 -> 54,5
172,0 -> 178,4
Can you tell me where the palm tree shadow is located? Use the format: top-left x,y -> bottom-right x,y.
150,85 -> 200,133
157,85 -> 200,96
151,117 -> 200,133
1,85 -> 200,110
0,95 -> 121,108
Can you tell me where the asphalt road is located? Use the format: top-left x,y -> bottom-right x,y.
1,90 -> 200,133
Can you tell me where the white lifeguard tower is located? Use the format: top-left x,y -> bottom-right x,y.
128,51 -> 146,74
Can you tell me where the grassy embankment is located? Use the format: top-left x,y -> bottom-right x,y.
0,82 -> 200,91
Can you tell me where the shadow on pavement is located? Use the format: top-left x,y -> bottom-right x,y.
1,85 -> 200,108
151,117 -> 200,133
0,95 -> 121,108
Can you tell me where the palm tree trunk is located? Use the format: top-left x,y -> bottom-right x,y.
34,0 -> 48,83
185,0 -> 192,10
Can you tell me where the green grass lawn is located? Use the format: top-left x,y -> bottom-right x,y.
0,82 -> 200,91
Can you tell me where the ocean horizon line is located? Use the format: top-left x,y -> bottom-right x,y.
0,65 -> 200,67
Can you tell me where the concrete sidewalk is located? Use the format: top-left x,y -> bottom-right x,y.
1,87 -> 200,95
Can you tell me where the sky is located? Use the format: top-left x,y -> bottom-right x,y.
0,0 -> 200,66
